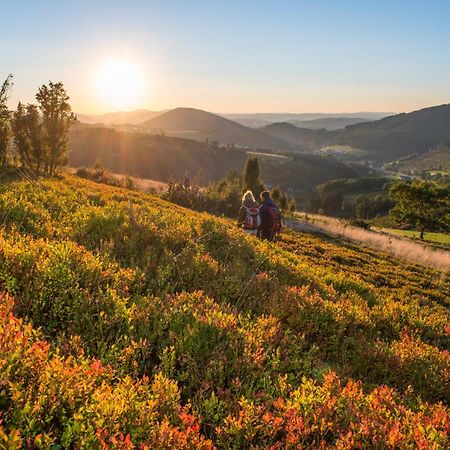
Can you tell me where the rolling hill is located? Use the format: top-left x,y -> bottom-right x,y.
76,109 -> 165,125
263,104 -> 450,161
0,172 -> 448,448
139,107 -> 292,150
69,124 -> 362,193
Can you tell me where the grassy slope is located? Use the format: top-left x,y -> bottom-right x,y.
376,228 -> 450,246
0,174 -> 449,448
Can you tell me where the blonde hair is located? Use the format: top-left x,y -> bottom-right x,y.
242,190 -> 256,203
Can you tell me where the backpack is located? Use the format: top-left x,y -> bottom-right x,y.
267,206 -> 282,234
244,206 -> 260,230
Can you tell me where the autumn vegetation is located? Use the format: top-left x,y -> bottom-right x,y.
0,172 -> 448,448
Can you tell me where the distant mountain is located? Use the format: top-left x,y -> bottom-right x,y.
332,104 -> 450,160
288,117 -> 370,130
223,112 -> 391,128
262,122 -> 332,152
76,109 -> 165,125
263,104 -> 450,161
139,107 -> 291,150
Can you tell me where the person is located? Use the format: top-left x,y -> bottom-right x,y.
237,190 -> 260,236
258,191 -> 282,241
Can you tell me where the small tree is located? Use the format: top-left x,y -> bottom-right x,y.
279,194 -> 289,212
243,157 -> 264,197
271,186 -> 281,203
288,198 -> 296,214
36,82 -> 76,175
0,74 -> 13,166
389,180 -> 449,239
12,102 -> 47,173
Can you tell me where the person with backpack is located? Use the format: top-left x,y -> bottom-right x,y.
258,191 -> 282,241
237,190 -> 260,236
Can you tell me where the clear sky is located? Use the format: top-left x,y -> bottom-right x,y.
1,0 -> 449,114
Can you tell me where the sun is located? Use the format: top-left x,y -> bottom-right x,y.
93,59 -> 145,110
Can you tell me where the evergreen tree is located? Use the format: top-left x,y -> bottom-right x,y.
271,186 -> 281,203
279,194 -> 289,212
0,74 -> 13,166
243,157 -> 264,197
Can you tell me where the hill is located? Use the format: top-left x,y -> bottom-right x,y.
332,103 -> 450,160
289,117 -> 370,130
262,104 -> 450,161
139,107 -> 292,150
262,122 -> 332,151
77,109 -> 164,125
0,173 -> 448,448
388,142 -> 450,172
224,112 -> 390,128
69,125 -> 361,193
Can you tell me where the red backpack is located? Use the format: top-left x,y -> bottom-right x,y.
267,206 -> 282,234
244,206 -> 261,230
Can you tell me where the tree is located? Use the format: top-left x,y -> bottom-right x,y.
12,102 -> 47,173
279,194 -> 289,212
243,157 -> 264,197
389,180 -> 450,239
271,186 -> 281,203
288,198 -> 296,214
36,82 -> 76,175
0,74 -> 13,166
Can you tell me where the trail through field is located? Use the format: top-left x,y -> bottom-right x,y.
288,213 -> 450,273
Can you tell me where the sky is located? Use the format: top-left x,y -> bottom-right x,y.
1,0 -> 450,114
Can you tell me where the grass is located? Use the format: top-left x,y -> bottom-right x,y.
377,227 -> 450,246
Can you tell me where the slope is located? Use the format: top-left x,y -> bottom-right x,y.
69,125 -> 362,192
140,107 -> 292,150
76,109 -> 165,125
0,172 -> 448,448
263,104 -> 450,161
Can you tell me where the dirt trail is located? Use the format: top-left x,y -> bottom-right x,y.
288,214 -> 450,273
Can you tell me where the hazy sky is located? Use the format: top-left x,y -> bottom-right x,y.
2,0 -> 450,114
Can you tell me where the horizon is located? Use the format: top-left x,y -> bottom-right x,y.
2,0 -> 450,114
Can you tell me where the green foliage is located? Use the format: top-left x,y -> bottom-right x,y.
36,81 -> 76,175
0,173 -> 449,447
243,157 -> 264,197
389,180 -> 450,238
0,74 -> 13,166
76,162 -> 137,190
12,102 -> 47,174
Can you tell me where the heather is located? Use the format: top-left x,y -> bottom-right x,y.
0,173 -> 448,448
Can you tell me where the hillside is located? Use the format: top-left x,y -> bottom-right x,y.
289,117 -> 370,130
224,112 -> 390,128
140,107 -> 292,150
332,103 -> 450,160
263,104 -> 450,161
0,173 -> 448,448
69,125 -> 362,193
262,122 -> 332,151
76,109 -> 165,125
389,142 -> 450,172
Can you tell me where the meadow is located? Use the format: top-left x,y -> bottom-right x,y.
375,228 -> 450,247
0,172 -> 449,449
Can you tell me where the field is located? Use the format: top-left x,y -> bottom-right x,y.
316,145 -> 368,159
377,228 -> 450,247
0,173 -> 449,448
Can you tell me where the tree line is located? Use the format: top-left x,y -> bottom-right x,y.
0,74 -> 75,176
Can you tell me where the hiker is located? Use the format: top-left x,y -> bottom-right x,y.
237,190 -> 260,236
258,191 -> 282,241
